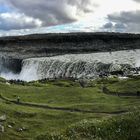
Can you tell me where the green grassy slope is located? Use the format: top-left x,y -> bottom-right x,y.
0,77 -> 139,140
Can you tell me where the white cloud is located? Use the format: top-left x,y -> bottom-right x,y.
0,12 -> 42,30
0,0 -> 140,34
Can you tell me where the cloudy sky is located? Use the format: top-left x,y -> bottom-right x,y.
0,0 -> 140,36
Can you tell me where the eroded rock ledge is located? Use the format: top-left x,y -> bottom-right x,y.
0,32 -> 140,59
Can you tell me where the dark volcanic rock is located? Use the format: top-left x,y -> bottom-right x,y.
0,32 -> 140,59
0,56 -> 22,73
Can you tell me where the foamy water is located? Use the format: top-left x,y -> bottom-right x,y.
1,49 -> 140,81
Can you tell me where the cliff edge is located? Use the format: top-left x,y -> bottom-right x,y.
0,32 -> 140,59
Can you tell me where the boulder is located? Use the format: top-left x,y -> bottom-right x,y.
0,115 -> 6,122
0,124 -> 4,133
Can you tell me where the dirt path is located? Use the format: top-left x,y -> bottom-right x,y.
0,94 -> 127,115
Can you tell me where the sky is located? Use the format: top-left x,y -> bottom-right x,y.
0,0 -> 140,36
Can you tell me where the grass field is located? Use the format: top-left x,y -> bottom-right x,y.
0,77 -> 139,140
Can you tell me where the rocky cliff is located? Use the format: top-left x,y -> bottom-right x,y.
0,32 -> 140,59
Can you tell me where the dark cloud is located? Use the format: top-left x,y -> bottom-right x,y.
133,0 -> 140,2
103,22 -> 113,29
4,0 -> 96,27
103,10 -> 140,32
114,23 -> 126,29
108,11 -> 140,23
101,22 -> 126,32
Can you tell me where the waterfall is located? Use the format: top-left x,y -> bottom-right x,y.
17,49 -> 140,81
18,59 -> 130,81
1,49 -> 140,82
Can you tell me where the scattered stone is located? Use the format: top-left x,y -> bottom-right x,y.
6,82 -> 10,85
0,124 -> 4,133
8,125 -> 12,128
0,115 -> 6,122
17,126 -> 27,132
22,127 -> 27,131
17,128 -> 23,132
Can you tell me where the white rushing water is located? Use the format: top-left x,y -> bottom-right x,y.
1,49 -> 140,81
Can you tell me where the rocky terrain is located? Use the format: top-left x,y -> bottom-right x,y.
0,32 -> 140,59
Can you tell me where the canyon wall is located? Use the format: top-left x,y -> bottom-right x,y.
0,32 -> 140,59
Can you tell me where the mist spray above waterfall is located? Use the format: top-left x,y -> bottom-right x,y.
0,49 -> 140,82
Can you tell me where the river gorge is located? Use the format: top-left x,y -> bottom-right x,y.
0,32 -> 140,81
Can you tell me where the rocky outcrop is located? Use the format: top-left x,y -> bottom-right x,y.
0,32 -> 140,59
0,115 -> 6,133
0,56 -> 22,73
0,115 -> 6,122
